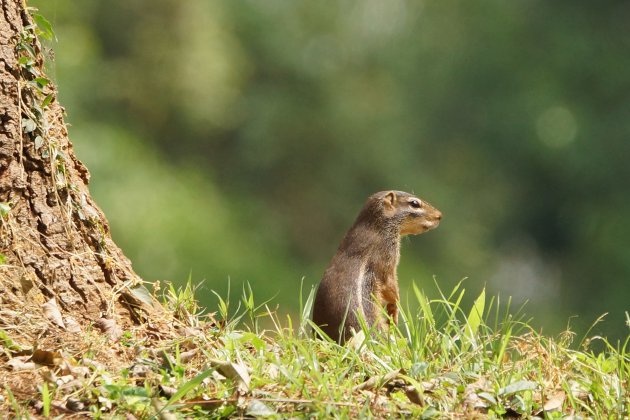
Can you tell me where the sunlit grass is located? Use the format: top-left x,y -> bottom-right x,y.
1,279 -> 628,418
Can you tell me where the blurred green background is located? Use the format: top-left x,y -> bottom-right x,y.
33,1 -> 629,339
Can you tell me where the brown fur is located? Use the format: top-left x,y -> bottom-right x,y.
312,191 -> 442,343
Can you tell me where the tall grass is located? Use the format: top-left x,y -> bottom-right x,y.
2,278 -> 627,418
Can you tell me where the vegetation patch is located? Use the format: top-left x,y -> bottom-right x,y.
1,280 -> 627,418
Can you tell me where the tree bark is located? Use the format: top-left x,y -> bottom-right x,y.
1,0 -> 162,343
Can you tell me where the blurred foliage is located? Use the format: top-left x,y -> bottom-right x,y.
33,0 -> 630,339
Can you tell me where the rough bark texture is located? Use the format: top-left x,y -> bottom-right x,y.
0,0 -> 162,343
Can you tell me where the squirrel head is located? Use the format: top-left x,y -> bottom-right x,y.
371,190 -> 442,236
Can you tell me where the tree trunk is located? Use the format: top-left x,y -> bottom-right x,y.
0,0 -> 163,345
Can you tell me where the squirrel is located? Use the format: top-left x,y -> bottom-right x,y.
312,190 -> 442,344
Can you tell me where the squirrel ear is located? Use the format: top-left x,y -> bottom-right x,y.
383,191 -> 397,208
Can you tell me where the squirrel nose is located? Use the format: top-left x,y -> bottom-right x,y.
436,212 -> 442,220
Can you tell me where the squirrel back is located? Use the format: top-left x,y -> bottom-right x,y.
312,190 -> 442,343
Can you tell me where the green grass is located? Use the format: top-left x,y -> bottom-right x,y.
1,279 -> 628,418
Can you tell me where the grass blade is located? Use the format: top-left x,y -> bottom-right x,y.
413,282 -> 434,327
462,288 -> 485,351
162,368 -> 214,411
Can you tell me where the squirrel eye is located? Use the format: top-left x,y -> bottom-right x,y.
409,199 -> 421,209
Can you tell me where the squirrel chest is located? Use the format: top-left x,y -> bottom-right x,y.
312,190 -> 442,343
